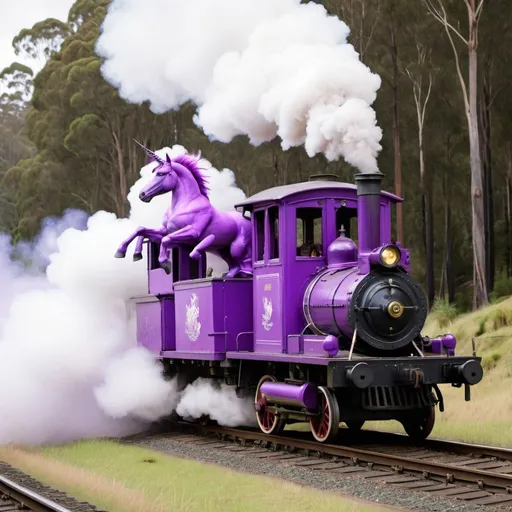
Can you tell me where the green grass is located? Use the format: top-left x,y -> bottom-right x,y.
0,441 -> 392,512
420,296 -> 512,446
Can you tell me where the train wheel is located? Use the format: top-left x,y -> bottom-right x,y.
255,375 -> 286,435
345,420 -> 365,432
310,387 -> 340,443
402,405 -> 435,441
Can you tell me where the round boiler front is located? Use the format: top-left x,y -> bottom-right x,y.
348,270 -> 428,351
303,267 -> 429,353
303,266 -> 362,340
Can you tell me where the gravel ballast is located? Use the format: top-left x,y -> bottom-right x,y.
125,433 -> 511,512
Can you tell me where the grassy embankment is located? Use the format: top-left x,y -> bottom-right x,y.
0,441 -> 395,512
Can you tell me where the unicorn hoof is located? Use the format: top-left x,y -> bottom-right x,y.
133,253 -> 143,262
190,250 -> 201,260
114,250 -> 126,259
161,262 -> 172,275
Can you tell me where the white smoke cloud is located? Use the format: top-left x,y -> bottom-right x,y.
0,145 -> 253,445
176,378 -> 257,427
96,0 -> 383,173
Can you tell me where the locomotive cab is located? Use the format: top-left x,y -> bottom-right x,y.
235,174 -> 402,357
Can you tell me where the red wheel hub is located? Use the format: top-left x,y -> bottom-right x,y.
310,392 -> 330,440
254,375 -> 286,435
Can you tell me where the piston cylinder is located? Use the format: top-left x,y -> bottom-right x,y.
259,382 -> 317,410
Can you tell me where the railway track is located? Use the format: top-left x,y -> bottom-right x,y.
0,474 -> 72,512
135,421 -> 512,509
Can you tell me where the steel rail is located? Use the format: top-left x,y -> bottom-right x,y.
194,424 -> 512,493
0,474 -> 72,512
340,428 -> 512,462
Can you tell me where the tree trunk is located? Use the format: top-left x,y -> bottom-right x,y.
273,150 -> 280,187
112,123 -> 128,218
444,136 -> 455,303
425,189 -> 435,307
390,23 -> 404,244
479,74 -> 494,292
506,149 -> 512,278
468,39 -> 488,308
420,141 -> 435,308
445,196 -> 455,303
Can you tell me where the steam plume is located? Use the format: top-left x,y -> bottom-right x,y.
96,0 -> 383,172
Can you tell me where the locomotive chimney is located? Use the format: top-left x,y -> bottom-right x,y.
355,172 -> 384,254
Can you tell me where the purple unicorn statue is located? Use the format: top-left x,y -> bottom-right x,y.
114,142 -> 253,278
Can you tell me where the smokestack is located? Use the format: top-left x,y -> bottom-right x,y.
355,172 -> 384,254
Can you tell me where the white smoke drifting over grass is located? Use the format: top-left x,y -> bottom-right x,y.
0,145 -> 252,445
96,0 -> 383,173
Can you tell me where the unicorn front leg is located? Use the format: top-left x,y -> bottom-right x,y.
115,226 -> 167,259
158,224 -> 203,273
133,236 -> 145,261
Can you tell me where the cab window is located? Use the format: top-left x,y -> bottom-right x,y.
254,210 -> 265,261
268,206 -> 279,260
296,207 -> 323,257
335,206 -> 357,243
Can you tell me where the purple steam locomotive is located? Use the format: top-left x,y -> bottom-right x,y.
124,148 -> 483,443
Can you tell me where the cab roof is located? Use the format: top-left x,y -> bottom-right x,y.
235,180 -> 403,210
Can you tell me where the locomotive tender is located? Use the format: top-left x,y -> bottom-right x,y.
132,170 -> 483,442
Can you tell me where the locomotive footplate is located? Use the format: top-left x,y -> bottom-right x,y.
329,355 -> 483,391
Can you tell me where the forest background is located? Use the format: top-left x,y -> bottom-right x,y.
1,0 -> 511,313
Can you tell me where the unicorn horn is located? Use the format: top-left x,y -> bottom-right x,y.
133,139 -> 164,165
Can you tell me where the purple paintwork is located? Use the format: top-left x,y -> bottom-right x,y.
161,297 -> 176,350
424,333 -> 457,356
304,266 -> 362,340
173,277 -> 253,356
147,243 -> 206,295
260,381 -> 318,410
134,295 -> 176,354
322,335 -> 339,357
115,142 -> 252,278
134,296 -> 162,355
327,234 -> 358,268
148,268 -> 174,295
254,272 -> 283,353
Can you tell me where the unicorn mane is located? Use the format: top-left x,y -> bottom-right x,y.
171,153 -> 209,198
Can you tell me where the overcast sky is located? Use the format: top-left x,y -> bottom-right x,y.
0,0 -> 74,72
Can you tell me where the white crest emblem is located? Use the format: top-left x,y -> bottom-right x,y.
262,296 -> 273,331
185,293 -> 201,341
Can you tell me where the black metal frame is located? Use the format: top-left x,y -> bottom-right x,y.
328,355 -> 483,392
